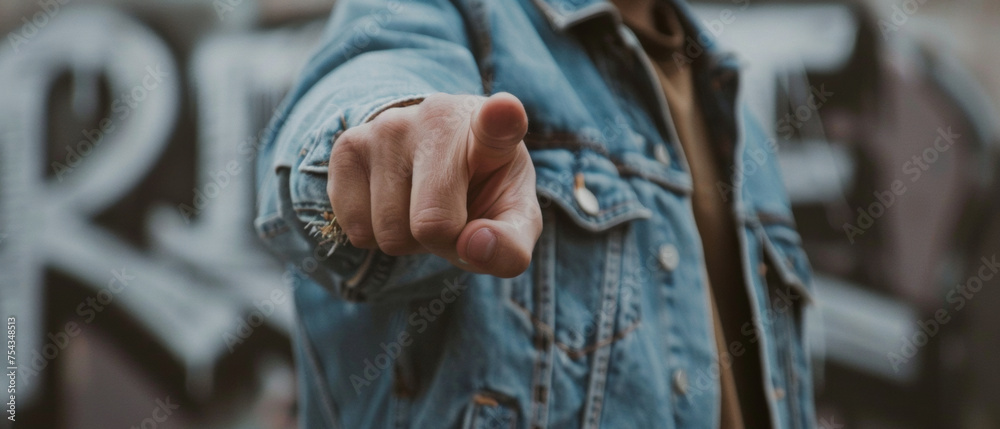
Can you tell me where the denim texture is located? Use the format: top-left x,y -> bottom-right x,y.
255,0 -> 816,427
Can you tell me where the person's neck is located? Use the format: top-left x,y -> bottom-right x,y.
612,0 -> 658,30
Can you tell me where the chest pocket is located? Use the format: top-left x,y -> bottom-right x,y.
508,148 -> 652,360
757,216 -> 815,325
753,213 -> 815,427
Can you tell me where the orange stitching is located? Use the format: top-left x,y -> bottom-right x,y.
472,394 -> 500,407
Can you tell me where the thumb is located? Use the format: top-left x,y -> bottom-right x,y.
456,201 -> 542,278
468,92 -> 528,176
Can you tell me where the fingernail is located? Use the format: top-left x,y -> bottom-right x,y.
467,228 -> 497,264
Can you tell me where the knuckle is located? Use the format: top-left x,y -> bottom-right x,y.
327,185 -> 353,215
410,207 -> 463,244
419,93 -> 455,112
333,129 -> 365,154
370,111 -> 410,141
330,145 -> 367,176
330,140 -> 369,178
419,94 -> 473,129
374,214 -> 414,256
375,234 -> 414,256
380,152 -> 414,179
418,106 -> 452,128
344,225 -> 377,249
328,157 -> 366,203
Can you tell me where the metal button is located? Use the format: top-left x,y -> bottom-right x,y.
773,387 -> 786,400
758,262 -> 768,277
659,244 -> 680,271
672,370 -> 689,395
654,144 -> 671,165
574,186 -> 599,216
573,173 -> 600,216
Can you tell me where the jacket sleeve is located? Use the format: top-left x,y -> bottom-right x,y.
254,0 -> 485,302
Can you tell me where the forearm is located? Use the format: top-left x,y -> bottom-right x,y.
255,0 -> 485,302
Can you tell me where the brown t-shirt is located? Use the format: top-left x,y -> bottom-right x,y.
609,1 -> 769,427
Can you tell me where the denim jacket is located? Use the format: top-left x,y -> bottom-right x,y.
255,0 -> 816,427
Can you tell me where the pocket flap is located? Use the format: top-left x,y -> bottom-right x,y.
757,215 -> 815,305
532,149 -> 652,232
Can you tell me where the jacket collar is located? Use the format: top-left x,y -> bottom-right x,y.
529,0 -> 621,31
531,0 -> 740,72
530,0 -> 744,179
531,0 -> 697,28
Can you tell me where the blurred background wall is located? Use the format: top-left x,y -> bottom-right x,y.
1,0 -> 998,428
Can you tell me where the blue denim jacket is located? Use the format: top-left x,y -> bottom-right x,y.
255,0 -> 816,427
